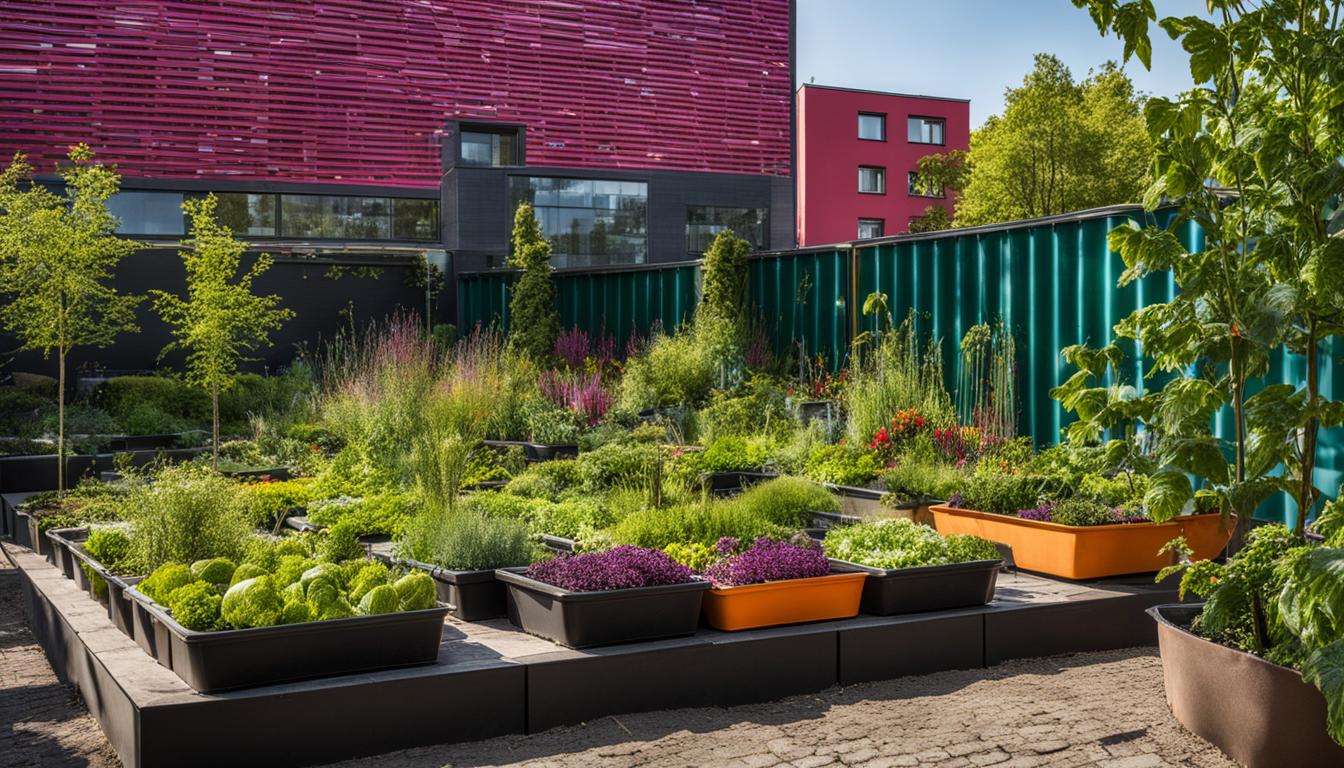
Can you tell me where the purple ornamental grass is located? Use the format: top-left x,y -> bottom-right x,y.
1017,504 -> 1053,522
702,537 -> 831,588
525,545 -> 695,592
539,369 -> 613,424
553,326 -> 590,370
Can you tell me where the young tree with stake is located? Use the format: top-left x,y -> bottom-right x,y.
0,145 -> 142,492
153,194 -> 294,468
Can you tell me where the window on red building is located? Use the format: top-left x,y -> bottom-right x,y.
858,166 -> 886,194
858,218 -> 884,239
907,116 -> 945,145
858,113 -> 886,141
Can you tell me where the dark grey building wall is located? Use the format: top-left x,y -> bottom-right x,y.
444,165 -> 795,273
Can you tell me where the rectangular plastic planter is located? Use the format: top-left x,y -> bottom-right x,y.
123,586 -> 450,692
381,555 -> 509,622
929,504 -> 1235,580
45,527 -> 139,638
701,572 -> 866,631
819,482 -> 886,518
698,470 -> 777,495
482,439 -> 578,462
828,558 -> 1002,615
496,568 -> 710,648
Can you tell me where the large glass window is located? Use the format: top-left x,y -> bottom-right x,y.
686,206 -> 767,255
907,116 -> 946,145
460,129 -> 519,167
508,177 -> 648,267
857,218 -> 884,239
858,166 -> 886,194
107,191 -> 185,235
216,193 -> 278,236
276,194 -> 438,241
858,113 -> 885,141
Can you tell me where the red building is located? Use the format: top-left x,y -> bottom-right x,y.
796,84 -> 969,246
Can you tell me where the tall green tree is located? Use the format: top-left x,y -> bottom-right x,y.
954,54 -> 1152,226
0,145 -> 142,492
506,203 -> 560,360
1074,0 -> 1344,538
152,194 -> 293,468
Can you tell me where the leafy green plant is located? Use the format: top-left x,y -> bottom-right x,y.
395,509 -> 534,571
506,203 -> 560,361
824,518 -> 1000,569
952,470 -> 1059,516
607,500 -> 787,550
152,194 -> 294,468
881,461 -> 965,503
726,476 -> 838,528
306,491 -> 419,538
618,327 -> 717,411
121,465 -> 252,573
697,375 -> 795,442
845,308 -> 954,447
1049,498 -> 1120,527
691,436 -> 771,474
237,478 -> 316,530
804,443 -> 881,487
0,145 -> 143,491
578,440 -> 663,490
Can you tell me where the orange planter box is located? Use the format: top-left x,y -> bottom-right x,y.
701,572 -> 866,631
929,505 -> 1236,580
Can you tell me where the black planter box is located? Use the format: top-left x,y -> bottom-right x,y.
0,447 -> 208,494
390,557 -> 509,622
221,466 -> 293,481
829,558 -> 1003,615
482,439 -> 578,462
496,568 -> 710,648
45,527 -> 139,638
102,432 -> 196,452
809,509 -> 863,531
540,534 -> 577,554
796,400 -> 842,425
123,585 -> 450,692
698,470 -> 777,495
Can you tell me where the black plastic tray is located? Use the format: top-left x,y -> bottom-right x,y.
45,527 -> 143,638
698,470 -> 777,495
496,568 -> 710,648
374,553 -> 510,621
124,584 -> 449,692
540,534 -> 576,554
482,439 -> 578,462
829,558 -> 1003,615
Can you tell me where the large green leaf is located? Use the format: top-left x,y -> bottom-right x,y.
1279,548 -> 1344,651
1145,467 -> 1193,523
1301,639 -> 1344,747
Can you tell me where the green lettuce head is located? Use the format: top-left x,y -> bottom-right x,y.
393,571 -> 436,611
357,584 -> 400,615
221,575 -> 284,629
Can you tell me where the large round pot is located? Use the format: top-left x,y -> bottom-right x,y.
930,505 -> 1235,580
1150,604 -> 1344,768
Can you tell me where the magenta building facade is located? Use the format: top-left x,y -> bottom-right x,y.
0,0 -> 795,269
796,84 -> 969,246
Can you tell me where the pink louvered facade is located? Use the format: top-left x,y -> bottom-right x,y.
0,0 -> 792,189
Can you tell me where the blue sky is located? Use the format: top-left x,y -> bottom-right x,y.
795,0 -> 1209,126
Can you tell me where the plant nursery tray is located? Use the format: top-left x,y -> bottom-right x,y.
376,554 -> 508,621
698,470 -> 777,494
828,558 -> 1002,615
123,584 -> 449,692
481,439 -> 578,462
496,568 -> 710,648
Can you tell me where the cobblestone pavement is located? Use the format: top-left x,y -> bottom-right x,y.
326,648 -> 1236,768
2,548 -> 1233,768
0,558 -> 121,768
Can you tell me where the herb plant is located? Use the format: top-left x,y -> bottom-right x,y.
824,519 -> 1000,570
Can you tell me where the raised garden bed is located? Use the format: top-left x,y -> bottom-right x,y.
482,439 -> 578,462
495,567 -> 709,648
0,446 -> 208,494
929,504 -> 1235,580
46,527 -> 139,637
1150,604 -> 1344,768
795,399 -> 842,426
698,470 -> 777,495
701,572 -> 866,631
829,558 -> 1002,615
818,482 -> 886,518
123,582 -> 449,692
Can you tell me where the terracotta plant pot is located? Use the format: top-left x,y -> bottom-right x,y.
701,571 -> 866,631
929,505 -> 1234,580
1150,604 -> 1344,767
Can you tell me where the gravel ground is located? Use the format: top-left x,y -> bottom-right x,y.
1,551 -> 1233,768
0,558 -> 121,768
322,648 -> 1236,768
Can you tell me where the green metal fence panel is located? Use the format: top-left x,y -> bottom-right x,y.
747,248 -> 851,370
456,262 -> 700,352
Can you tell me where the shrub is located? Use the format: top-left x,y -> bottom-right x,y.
190,557 -> 236,585
94,375 -> 208,424
804,442 -> 881,487
122,465 -> 252,572
318,518 -> 366,563
702,537 -> 830,587
524,546 -> 695,591
529,498 -> 616,539
221,575 -> 284,628
618,329 -> 716,411
727,476 -> 837,528
84,526 -> 132,573
237,478 -> 317,530
951,470 -> 1059,515
697,376 -> 794,442
694,436 -> 770,473
698,230 -> 750,326
506,204 -> 561,361
608,500 -> 788,550
396,509 -> 534,571
1050,498 -> 1132,527
504,460 -> 582,500
577,441 -> 663,490
662,541 -> 718,571
882,461 -> 965,503
306,491 -> 418,537
823,518 -> 999,569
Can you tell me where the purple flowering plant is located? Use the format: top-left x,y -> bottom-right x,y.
525,545 -> 696,592
1016,503 -> 1053,522
701,536 -> 831,588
